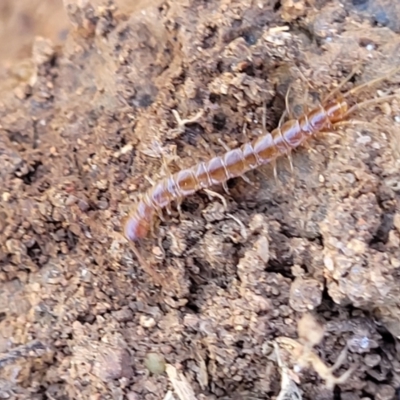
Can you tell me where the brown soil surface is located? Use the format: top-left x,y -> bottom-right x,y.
1,0 -> 400,399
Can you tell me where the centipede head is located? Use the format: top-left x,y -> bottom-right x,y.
324,96 -> 349,123
123,215 -> 150,242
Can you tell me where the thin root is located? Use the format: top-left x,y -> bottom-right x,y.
172,109 -> 204,132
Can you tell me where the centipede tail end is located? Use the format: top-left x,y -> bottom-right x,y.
124,215 -> 151,242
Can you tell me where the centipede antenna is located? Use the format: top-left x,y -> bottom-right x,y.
323,62 -> 363,103
278,110 -> 287,128
344,65 -> 400,99
344,93 -> 399,118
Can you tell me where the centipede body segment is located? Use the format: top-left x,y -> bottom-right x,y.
123,98 -> 349,242
123,67 -> 399,244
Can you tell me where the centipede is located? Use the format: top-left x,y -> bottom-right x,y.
123,66 -> 400,244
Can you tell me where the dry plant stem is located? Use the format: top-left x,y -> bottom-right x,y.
172,109 -> 204,130
0,340 -> 48,368
276,337 -> 356,391
165,364 -> 198,400
273,341 -> 303,400
124,69 -> 400,244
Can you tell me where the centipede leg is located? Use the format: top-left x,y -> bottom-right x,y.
262,100 -> 268,134
203,188 -> 228,210
272,160 -> 279,183
217,138 -> 231,152
241,174 -> 254,185
150,219 -> 159,239
145,175 -> 156,185
323,62 -> 363,103
160,153 -> 173,177
199,136 -> 216,157
222,182 -> 230,194
279,84 -> 293,127
341,65 -> 400,100
156,208 -> 166,222
175,197 -> 184,218
287,152 -> 294,173
130,242 -> 163,286
177,202 -> 183,217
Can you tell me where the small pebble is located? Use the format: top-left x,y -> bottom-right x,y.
139,316 -> 156,329
144,352 -> 166,375
2,192 -> 11,202
364,353 -> 381,368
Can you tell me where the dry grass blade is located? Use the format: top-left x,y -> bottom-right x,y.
165,364 -> 198,400
276,313 -> 357,391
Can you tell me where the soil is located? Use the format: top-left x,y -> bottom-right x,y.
1,0 -> 400,399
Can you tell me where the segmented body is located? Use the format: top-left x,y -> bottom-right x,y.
124,98 -> 348,242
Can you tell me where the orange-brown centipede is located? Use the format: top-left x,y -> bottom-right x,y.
124,68 -> 399,243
